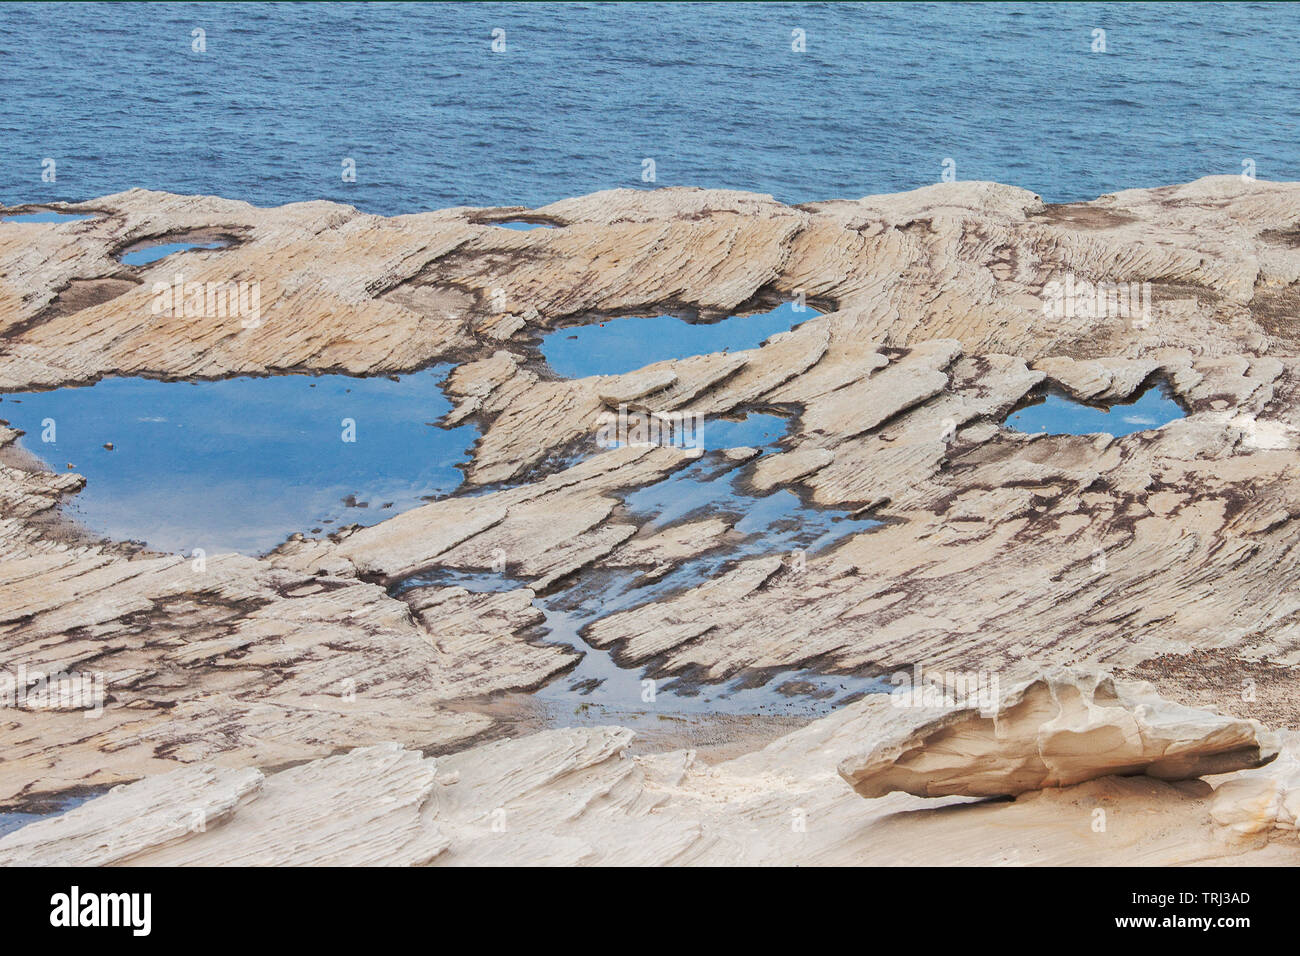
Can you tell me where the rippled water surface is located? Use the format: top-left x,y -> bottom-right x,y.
2,3 -> 1297,213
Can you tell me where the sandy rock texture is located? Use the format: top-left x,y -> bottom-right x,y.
3,673 -> 1296,866
837,670 -> 1278,799
0,423 -> 568,801
2,177 -> 1300,843
1211,731 -> 1300,837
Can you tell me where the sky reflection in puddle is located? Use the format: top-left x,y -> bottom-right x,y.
0,368 -> 477,555
1004,381 -> 1185,437
540,301 -> 819,378
394,414 -> 884,716
1,210 -> 95,223
120,240 -> 229,266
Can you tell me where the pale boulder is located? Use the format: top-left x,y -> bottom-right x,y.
837,670 -> 1279,799
1211,732 -> 1300,837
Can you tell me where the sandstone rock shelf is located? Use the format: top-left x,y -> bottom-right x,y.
2,672 -> 1295,866
2,179 -> 1299,866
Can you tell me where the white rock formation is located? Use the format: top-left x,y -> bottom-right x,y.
1211,732 -> 1300,837
837,670 -> 1278,799
4,178 -> 1300,837
3,672 -> 1296,867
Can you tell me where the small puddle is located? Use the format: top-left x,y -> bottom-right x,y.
594,411 -> 788,458
488,220 -> 557,231
1,209 -> 95,223
120,240 -> 229,266
0,368 -> 478,555
540,301 -> 819,378
621,454 -> 880,561
0,790 -> 103,839
533,596 -> 888,720
1004,380 -> 1186,437
541,423 -> 883,713
400,563 -> 886,722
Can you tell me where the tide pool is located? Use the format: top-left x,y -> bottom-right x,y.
542,301 -> 818,378
120,240 -> 229,266
392,413 -> 883,714
0,368 -> 477,555
1,210 -> 95,223
1004,381 -> 1186,437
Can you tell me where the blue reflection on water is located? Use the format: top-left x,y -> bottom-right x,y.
541,301 -> 818,378
489,220 -> 556,231
1004,383 -> 1185,437
0,368 -> 477,555
1,210 -> 94,223
120,240 -> 228,266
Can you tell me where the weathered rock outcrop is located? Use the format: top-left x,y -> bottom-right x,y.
0,429 -> 564,802
4,177 -> 1300,819
4,680 -> 1296,866
837,671 -> 1278,799
1211,732 -> 1300,837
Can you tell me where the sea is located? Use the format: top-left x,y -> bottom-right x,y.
1,2 -> 1297,214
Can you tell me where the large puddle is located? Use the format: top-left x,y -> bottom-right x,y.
540,301 -> 818,377
0,316 -> 888,728
1004,380 -> 1186,437
0,368 -> 477,555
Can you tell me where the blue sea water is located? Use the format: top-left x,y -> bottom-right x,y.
1,2 -> 1297,215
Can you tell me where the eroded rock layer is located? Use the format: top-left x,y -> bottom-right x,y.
836,670 -> 1278,799
3,675 -> 1297,866
2,177 -> 1300,817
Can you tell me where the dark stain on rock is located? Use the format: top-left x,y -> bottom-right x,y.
4,275 -> 143,339
1034,203 -> 1138,230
